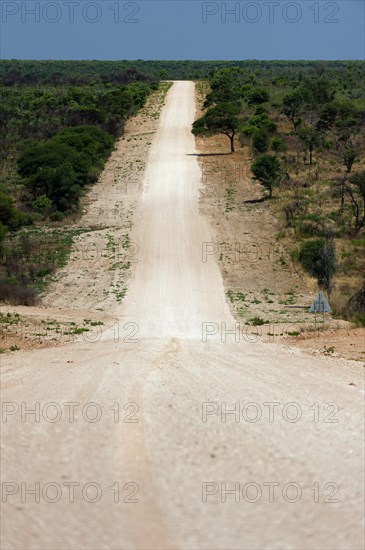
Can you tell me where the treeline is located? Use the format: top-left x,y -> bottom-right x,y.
0,62 -> 158,303
1,60 -> 364,98
193,65 -> 365,320
0,62 -> 154,86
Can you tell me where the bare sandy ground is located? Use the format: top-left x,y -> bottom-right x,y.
1,82 -> 364,550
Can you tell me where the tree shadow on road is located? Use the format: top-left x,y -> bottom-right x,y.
186,153 -> 231,157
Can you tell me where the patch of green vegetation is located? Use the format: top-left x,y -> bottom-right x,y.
83,319 -> 104,326
352,313 -> 365,327
225,188 -> 236,212
247,316 -> 270,326
113,286 -> 127,302
227,290 -> 246,303
0,312 -> 21,325
65,327 -> 90,335
9,344 -> 20,351
261,288 -> 275,303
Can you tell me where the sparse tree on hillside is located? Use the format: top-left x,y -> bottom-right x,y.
251,155 -> 282,199
343,149 -> 357,173
297,127 -> 321,165
346,171 -> 365,233
298,237 -> 337,300
282,89 -> 306,130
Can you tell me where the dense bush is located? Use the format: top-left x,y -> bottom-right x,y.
54,126 -> 114,160
18,126 -> 115,212
0,191 -> 30,231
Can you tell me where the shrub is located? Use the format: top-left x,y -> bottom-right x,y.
271,137 -> 286,152
252,129 -> 269,153
0,279 -> 37,305
32,195 -> 53,216
298,219 -> 324,237
49,211 -> 64,222
0,191 -> 30,231
353,313 -> 365,327
248,316 -> 269,326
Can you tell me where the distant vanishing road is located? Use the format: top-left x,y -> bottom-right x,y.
1,82 -> 364,550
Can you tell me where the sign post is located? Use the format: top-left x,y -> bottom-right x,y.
309,291 -> 332,331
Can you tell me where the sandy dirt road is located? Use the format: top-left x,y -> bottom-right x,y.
1,82 -> 364,550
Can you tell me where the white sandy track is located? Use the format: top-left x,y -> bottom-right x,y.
117,81 -> 234,338
1,82 -> 364,550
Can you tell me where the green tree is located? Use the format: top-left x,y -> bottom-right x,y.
271,137 -> 286,152
252,129 -> 269,153
343,149 -> 357,173
0,191 -> 29,230
240,110 -> 277,152
346,171 -> 365,232
297,127 -> 321,165
282,89 -> 306,130
301,78 -> 334,111
242,111 -> 277,134
204,68 -> 244,107
192,102 -> 240,153
0,222 -> 7,257
298,237 -> 337,299
316,102 -> 338,133
246,87 -> 269,105
333,100 -> 364,146
251,155 -> 282,198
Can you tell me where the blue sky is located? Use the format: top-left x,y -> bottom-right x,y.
0,0 -> 364,60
